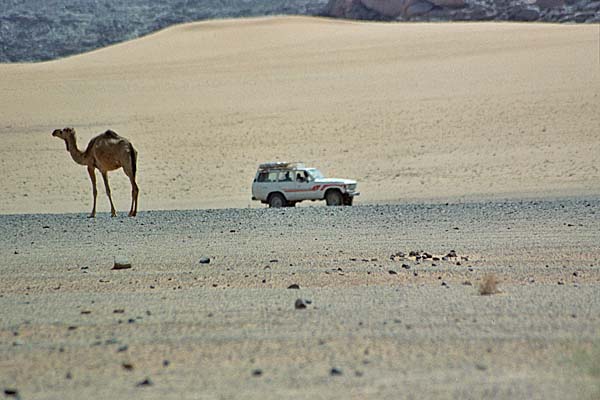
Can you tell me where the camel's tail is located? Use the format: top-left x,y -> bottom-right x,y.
129,143 -> 137,178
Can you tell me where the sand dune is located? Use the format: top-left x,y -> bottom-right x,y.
0,17 -> 598,214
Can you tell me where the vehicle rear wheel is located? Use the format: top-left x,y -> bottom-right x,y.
325,190 -> 343,206
268,193 -> 286,208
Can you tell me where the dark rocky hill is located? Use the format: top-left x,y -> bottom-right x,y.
0,0 -> 327,63
325,0 -> 600,22
1,0 -> 597,63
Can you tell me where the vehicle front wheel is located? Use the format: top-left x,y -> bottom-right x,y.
325,190 -> 343,206
268,193 -> 287,208
343,196 -> 353,206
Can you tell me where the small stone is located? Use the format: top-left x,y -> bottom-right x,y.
287,284 -> 300,289
4,389 -> 19,397
122,363 -> 134,371
136,378 -> 153,387
441,281 -> 448,287
462,281 -> 472,286
66,372 -> 72,379
117,345 -> 128,352
163,360 -> 170,367
112,257 -> 132,270
475,363 -> 487,371
447,250 -> 457,258
199,257 -> 210,264
388,270 -> 397,275
252,369 -> 263,376
401,264 -> 411,270
295,299 -> 307,309
113,309 -> 125,314
330,367 -> 342,376
270,259 -> 278,263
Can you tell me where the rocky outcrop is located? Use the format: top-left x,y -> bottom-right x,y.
0,0 -> 328,63
325,0 -> 600,22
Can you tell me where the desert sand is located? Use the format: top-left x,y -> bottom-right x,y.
0,17 -> 598,214
1,17 -> 599,399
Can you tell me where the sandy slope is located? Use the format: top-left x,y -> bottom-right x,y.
0,17 -> 599,214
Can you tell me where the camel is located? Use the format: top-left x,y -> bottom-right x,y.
52,127 -> 139,218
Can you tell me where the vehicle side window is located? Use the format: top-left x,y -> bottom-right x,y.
257,172 -> 269,182
278,170 -> 293,182
267,172 -> 279,182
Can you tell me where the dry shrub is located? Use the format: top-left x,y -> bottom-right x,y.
479,274 -> 500,295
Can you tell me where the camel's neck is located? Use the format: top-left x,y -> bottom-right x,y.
65,135 -> 88,166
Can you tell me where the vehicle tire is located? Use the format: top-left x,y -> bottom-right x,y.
268,193 -> 286,208
343,196 -> 354,206
325,190 -> 343,206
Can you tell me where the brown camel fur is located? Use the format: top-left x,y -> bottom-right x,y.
52,127 -> 139,218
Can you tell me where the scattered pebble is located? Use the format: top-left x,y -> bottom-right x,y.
122,363 -> 134,371
199,257 -> 210,264
295,299 -> 307,309
388,270 -> 397,275
252,369 -> 263,376
401,264 -> 411,270
163,360 -> 170,367
287,284 -> 300,289
330,367 -> 342,376
3,389 -> 19,397
117,345 -> 128,352
136,378 -> 152,387
112,257 -> 132,270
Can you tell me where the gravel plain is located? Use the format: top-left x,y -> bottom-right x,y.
1,198 -> 599,399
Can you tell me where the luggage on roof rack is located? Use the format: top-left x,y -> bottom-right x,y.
258,162 -> 305,170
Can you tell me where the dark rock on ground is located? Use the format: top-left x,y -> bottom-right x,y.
295,299 -> 307,309
287,284 -> 300,289
136,378 -> 153,387
112,256 -> 132,270
199,257 -> 210,264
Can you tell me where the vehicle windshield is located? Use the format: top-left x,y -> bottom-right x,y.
306,168 -> 324,180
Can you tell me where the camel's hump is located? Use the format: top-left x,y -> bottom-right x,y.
102,130 -> 121,139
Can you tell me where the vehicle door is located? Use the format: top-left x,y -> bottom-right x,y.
252,171 -> 278,201
277,169 -> 298,201
293,169 -> 320,200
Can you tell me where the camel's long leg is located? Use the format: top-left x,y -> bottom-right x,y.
101,171 -> 117,217
128,175 -> 139,217
87,166 -> 97,218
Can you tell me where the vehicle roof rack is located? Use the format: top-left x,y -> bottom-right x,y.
258,162 -> 305,170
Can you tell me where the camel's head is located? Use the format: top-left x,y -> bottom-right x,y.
52,127 -> 75,140
52,127 -> 76,150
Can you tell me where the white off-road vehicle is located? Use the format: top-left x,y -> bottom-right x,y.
251,162 -> 359,207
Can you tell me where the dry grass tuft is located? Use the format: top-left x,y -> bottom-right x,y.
479,274 -> 500,295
